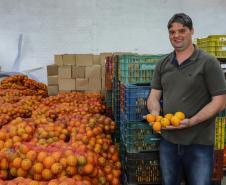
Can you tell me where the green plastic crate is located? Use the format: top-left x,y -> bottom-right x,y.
117,54 -> 165,84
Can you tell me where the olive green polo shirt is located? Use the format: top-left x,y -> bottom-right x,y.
152,47 -> 226,145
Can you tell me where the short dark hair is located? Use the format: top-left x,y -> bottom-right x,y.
167,13 -> 193,30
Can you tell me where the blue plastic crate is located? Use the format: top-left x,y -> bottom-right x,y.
118,54 -> 164,84
120,115 -> 160,153
121,83 -> 151,121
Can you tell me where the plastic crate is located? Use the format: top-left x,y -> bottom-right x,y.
112,79 -> 120,123
113,55 -> 119,80
213,149 -> 224,181
104,90 -> 113,108
118,54 -> 163,84
197,35 -> 226,58
215,116 -> 225,150
122,151 -> 161,184
120,117 -> 160,153
105,56 -> 114,90
112,126 -> 121,144
121,83 -> 151,121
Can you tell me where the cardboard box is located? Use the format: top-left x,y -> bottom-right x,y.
72,66 -> 85,78
54,55 -> 63,65
63,54 -> 76,65
101,78 -> 105,90
47,65 -> 58,76
47,75 -> 58,85
76,54 -> 93,66
85,65 -> 101,79
93,55 -> 100,65
88,78 -> 101,90
58,78 -> 76,91
58,66 -> 72,78
48,85 -> 59,96
76,78 -> 89,90
101,66 -> 105,80
100,53 -> 112,66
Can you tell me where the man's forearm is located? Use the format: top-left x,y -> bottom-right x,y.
147,98 -> 161,115
190,96 -> 226,126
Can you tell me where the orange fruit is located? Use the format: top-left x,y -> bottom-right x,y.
43,156 -> 55,169
59,157 -> 67,168
83,163 -> 94,175
33,173 -> 42,181
164,113 -> 173,120
0,131 -> 7,140
51,163 -> 63,174
28,181 -> 39,185
19,144 -> 29,154
32,162 -> 44,173
0,141 -> 4,150
0,158 -> 8,170
171,116 -> 181,127
174,112 -> 185,120
4,139 -> 13,148
146,114 -> 155,123
42,169 -> 53,180
26,150 -> 37,161
155,115 -> 163,122
152,122 -> 161,132
10,167 -> 17,177
0,169 -> 8,179
66,155 -> 77,166
65,150 -> 73,157
52,151 -> 61,161
12,157 -> 22,168
17,168 -> 27,177
66,166 -> 77,176
21,159 -> 32,170
47,180 -> 59,185
160,118 -> 170,127
37,151 -> 47,162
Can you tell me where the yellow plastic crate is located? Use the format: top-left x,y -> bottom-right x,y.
215,117 -> 225,150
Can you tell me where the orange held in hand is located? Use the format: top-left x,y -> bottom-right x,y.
174,112 -> 185,120
170,116 -> 181,127
146,114 -> 156,123
161,118 -> 170,127
155,115 -> 163,122
164,113 -> 173,120
153,122 -> 161,132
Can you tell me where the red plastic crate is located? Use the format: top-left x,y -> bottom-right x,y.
105,56 -> 114,90
212,149 -> 224,181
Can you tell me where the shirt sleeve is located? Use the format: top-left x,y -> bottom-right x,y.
204,57 -> 226,96
151,61 -> 162,90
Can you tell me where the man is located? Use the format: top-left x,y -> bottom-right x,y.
147,13 -> 226,185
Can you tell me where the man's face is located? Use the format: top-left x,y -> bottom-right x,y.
168,22 -> 193,52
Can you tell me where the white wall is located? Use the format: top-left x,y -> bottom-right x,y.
0,0 -> 226,83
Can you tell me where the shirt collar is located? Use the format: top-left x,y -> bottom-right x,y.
169,45 -> 200,66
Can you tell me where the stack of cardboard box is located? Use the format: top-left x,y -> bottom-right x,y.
47,64 -> 59,95
47,53 -> 112,96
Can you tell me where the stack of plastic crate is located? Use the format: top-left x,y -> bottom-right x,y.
213,110 -> 226,183
119,83 -> 161,184
104,56 -> 114,119
115,54 -> 165,185
197,35 -> 226,58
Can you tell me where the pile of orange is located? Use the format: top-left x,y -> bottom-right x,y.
145,112 -> 186,132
